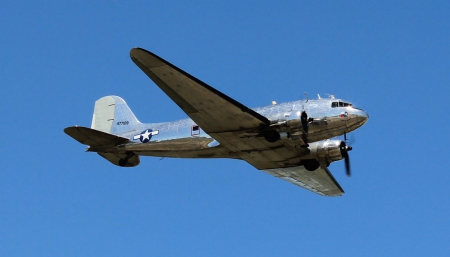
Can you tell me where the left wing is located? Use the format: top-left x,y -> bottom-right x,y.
263,166 -> 344,196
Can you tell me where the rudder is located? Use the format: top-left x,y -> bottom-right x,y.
91,96 -> 140,134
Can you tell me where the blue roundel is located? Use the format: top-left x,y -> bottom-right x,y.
139,129 -> 153,143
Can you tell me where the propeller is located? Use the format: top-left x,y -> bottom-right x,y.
346,132 -> 356,145
339,140 -> 352,177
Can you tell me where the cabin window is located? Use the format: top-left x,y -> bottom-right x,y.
191,125 -> 200,136
331,101 -> 352,108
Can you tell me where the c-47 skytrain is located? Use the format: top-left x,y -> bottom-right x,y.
64,48 -> 369,196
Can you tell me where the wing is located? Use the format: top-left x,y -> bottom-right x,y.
263,166 -> 344,196
129,48 -> 300,167
130,48 -> 343,196
130,48 -> 270,133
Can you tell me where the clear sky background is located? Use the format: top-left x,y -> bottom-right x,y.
1,1 -> 449,256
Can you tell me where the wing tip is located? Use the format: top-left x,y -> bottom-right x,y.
130,47 -> 157,59
130,47 -> 145,54
130,47 -> 167,69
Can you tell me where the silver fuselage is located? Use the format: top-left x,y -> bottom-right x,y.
111,98 -> 368,159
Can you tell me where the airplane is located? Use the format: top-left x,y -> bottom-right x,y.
64,47 -> 369,197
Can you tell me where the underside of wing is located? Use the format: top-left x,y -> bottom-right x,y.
130,48 -> 270,133
263,166 -> 344,196
206,130 -> 345,196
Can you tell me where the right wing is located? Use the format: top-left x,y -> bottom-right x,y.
130,48 -> 270,133
129,48 -> 302,168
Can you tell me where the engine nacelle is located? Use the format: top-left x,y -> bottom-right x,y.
307,139 -> 345,165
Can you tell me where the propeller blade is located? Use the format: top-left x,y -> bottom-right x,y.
348,133 -> 356,145
345,153 -> 351,177
344,132 -> 356,145
340,141 -> 352,177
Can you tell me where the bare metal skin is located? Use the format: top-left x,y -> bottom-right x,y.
65,48 -> 369,196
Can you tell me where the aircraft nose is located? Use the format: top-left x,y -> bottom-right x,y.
356,109 -> 369,124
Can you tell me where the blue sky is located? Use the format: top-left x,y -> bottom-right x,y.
1,1 -> 450,256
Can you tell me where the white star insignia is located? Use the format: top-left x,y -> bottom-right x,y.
141,130 -> 152,141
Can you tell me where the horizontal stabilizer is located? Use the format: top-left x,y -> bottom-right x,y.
97,152 -> 140,167
64,126 -> 129,146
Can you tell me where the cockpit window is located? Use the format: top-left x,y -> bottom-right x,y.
331,101 -> 352,108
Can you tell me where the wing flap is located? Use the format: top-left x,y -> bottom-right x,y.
263,166 -> 344,196
130,48 -> 270,133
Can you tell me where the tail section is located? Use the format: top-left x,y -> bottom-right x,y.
64,96 -> 141,167
64,126 -> 140,167
91,96 -> 140,135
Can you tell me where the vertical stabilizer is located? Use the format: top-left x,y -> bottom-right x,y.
91,96 -> 140,134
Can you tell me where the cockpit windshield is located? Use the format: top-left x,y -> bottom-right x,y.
331,101 -> 352,108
